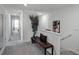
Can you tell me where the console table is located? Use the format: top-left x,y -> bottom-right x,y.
31,36 -> 54,55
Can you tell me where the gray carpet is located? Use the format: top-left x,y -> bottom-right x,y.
2,42 -> 45,55
9,32 -> 21,42
2,42 -> 78,55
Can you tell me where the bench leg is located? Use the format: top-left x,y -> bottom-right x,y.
52,47 -> 53,55
44,48 -> 46,55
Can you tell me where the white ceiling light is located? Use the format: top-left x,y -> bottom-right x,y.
24,4 -> 27,6
37,13 -> 42,15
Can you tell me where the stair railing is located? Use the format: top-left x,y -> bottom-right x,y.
61,34 -> 72,41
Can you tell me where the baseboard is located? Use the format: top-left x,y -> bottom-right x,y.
61,48 -> 79,55
68,49 -> 79,55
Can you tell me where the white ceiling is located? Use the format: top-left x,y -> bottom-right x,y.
1,4 -> 73,12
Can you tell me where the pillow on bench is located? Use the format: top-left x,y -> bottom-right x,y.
40,34 -> 47,43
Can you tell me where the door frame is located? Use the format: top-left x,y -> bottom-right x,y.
5,9 -> 23,46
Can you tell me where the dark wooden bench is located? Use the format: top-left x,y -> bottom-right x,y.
31,36 -> 54,55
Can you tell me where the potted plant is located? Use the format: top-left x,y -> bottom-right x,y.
29,15 -> 39,43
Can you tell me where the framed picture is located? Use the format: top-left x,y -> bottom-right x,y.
53,20 -> 60,33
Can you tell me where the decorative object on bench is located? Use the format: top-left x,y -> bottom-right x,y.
40,34 -> 47,44
29,15 -> 39,38
31,34 -> 54,55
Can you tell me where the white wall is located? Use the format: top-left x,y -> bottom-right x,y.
39,14 -> 50,30
0,5 -> 5,48
49,5 -> 79,54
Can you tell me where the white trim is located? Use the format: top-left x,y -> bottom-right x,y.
0,46 -> 5,55
39,29 -> 60,36
20,11 -> 23,42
